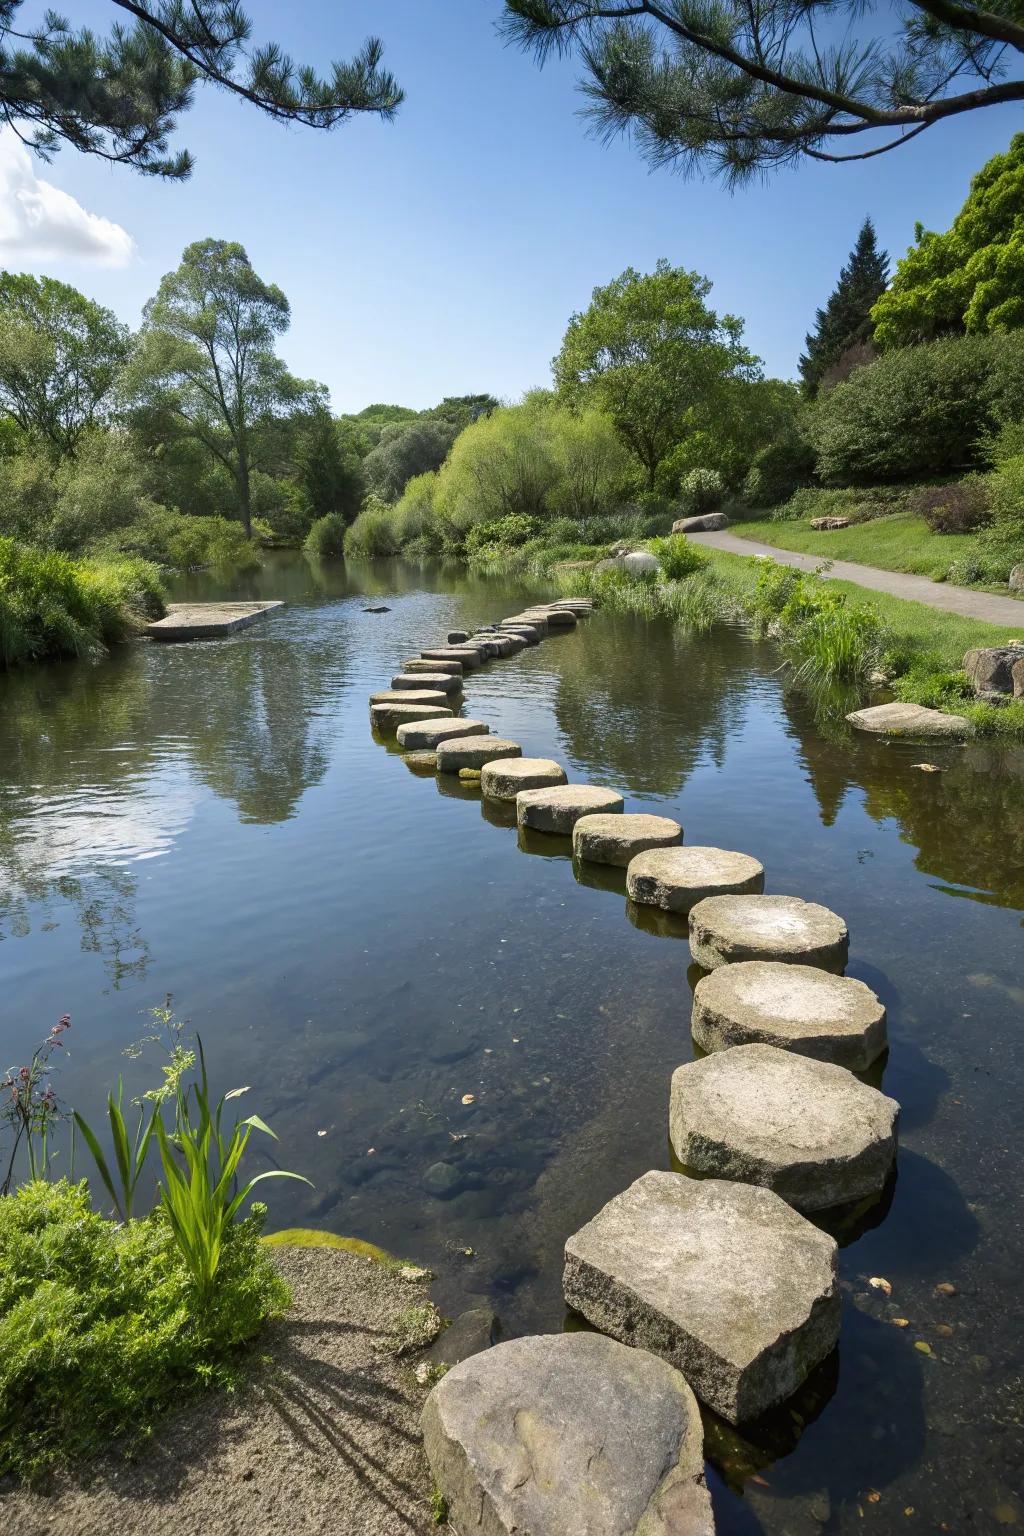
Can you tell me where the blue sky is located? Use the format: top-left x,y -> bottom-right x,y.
1,0 -> 1021,411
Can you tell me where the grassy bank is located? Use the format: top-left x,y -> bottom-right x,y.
731,512 -> 980,582
0,539 -> 165,670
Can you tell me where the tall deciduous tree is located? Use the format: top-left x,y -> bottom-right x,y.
872,134 -> 1024,346
502,1 -> 1024,179
0,272 -> 129,456
800,219 -> 889,396
553,260 -> 759,489
0,2 -> 401,179
127,239 -> 305,535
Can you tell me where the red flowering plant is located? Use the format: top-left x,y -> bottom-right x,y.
1,1015 -> 70,1195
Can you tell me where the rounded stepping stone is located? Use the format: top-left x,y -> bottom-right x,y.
402,658 -> 464,676
692,962 -> 887,1071
548,599 -> 593,614
436,736 -> 522,774
516,784 -> 624,834
403,750 -> 437,774
669,1043 -> 899,1212
564,1170 -> 839,1425
390,671 -> 461,694
369,689 -> 449,709
689,894 -> 849,974
447,629 -> 469,643
395,717 -> 489,750
543,607 -> 577,627
573,812 -> 682,867
480,757 -> 567,801
422,647 -> 484,669
498,623 -> 541,644
627,846 -> 764,912
371,701 -> 453,731
422,1332 -> 712,1536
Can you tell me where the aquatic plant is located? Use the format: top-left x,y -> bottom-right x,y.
1,1017 -> 70,1195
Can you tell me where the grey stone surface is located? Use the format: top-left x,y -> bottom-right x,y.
389,672 -> 461,694
395,718 -> 489,750
543,606 -> 578,626
689,895 -> 849,973
402,658 -> 464,676
548,599 -> 593,614
622,550 -> 660,576
480,757 -> 568,800
669,1043 -> 899,1212
846,701 -> 970,738
421,647 -> 484,668
436,736 -> 522,774
573,812 -> 682,867
369,689 -> 449,709
370,702 -> 453,731
963,642 -> 1024,697
563,1171 -> 839,1424
1015,656 -> 1024,699
517,784 -> 625,834
422,1331 -> 713,1536
692,962 -> 887,1070
626,846 -> 763,911
427,1307 -> 499,1369
447,630 -> 470,643
403,750 -> 438,773
146,600 -> 284,640
671,513 -> 729,534
1010,564 -> 1024,593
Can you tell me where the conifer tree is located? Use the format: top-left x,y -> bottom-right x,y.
799,220 -> 889,396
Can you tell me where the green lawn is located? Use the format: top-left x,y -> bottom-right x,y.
731,512 -> 977,581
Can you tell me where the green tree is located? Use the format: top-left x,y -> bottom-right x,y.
292,409 -> 364,525
0,274 -> 129,457
554,260 -> 759,489
800,219 -> 889,396
126,239 -> 306,536
872,135 -> 1024,347
362,419 -> 459,502
0,2 -> 401,179
502,1 -> 1024,179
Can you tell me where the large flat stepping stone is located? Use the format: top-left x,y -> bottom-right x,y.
692,962 -> 887,1070
421,647 -> 484,668
564,1171 -> 839,1424
371,701 -> 453,731
436,737 -> 522,774
846,700 -> 970,738
627,846 -> 764,912
542,607 -> 577,627
689,895 -> 849,973
422,1332 -> 713,1536
548,599 -> 593,614
402,657 -> 464,676
390,671 -> 461,693
669,1043 -> 899,1212
369,689 -> 449,709
573,812 -> 682,867
395,717 -> 488,750
517,784 -> 624,834
481,757 -> 567,800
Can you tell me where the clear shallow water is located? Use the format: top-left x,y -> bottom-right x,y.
1,553 -> 1022,1532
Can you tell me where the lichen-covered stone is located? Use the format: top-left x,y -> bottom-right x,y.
395,717 -> 488,750
516,784 -> 624,834
692,962 -> 887,1070
689,894 -> 849,973
627,846 -> 763,912
436,737 -> 522,774
480,757 -> 568,800
573,812 -> 682,867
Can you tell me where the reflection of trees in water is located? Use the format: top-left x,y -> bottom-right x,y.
0,866 -> 151,988
552,613 -> 749,795
787,694 -> 1024,910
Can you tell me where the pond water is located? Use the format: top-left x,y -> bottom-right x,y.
1,552 -> 1022,1533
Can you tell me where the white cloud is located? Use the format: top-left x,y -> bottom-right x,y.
0,127 -> 136,267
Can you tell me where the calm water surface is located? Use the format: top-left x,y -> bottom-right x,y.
1,553 -> 1021,1533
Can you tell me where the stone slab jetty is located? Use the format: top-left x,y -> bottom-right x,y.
146,600 -> 284,641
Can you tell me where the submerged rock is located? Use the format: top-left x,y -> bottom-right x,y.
689,894 -> 849,973
627,846 -> 763,911
691,961 -> 887,1070
422,1332 -> 714,1536
573,812 -> 682,867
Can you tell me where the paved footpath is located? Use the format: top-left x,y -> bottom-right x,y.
689,529 -> 1024,628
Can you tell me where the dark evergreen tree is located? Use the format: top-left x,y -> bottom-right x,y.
799,219 -> 889,397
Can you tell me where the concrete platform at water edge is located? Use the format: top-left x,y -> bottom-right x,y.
146,601 -> 284,641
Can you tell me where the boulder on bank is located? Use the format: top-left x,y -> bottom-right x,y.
809,516 -> 850,531
692,961 -> 887,1071
963,642 -> 1024,698
563,1171 -> 839,1424
622,551 -> 659,576
627,846 -> 764,912
422,1332 -> 714,1536
1010,564 -> 1024,592
573,812 -> 682,867
846,701 -> 969,737
689,894 -> 849,973
480,757 -> 568,800
669,1043 -> 899,1212
516,784 -> 624,834
436,736 -> 522,774
395,718 -> 488,750
671,513 -> 729,534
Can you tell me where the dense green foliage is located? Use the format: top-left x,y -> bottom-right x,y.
800,220 -> 888,397
304,513 -> 348,559
0,539 -> 164,669
873,137 -> 1024,347
363,419 -> 458,503
0,1180 -> 287,1481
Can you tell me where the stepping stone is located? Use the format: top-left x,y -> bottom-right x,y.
390,671 -> 461,694
669,1043 -> 899,1212
422,648 -> 484,669
436,737 -> 522,774
627,846 -> 764,912
846,700 -> 970,738
480,757 -> 567,801
422,1332 -> 713,1536
692,962 -> 887,1071
516,784 -> 624,834
402,658 -> 464,676
573,812 -> 682,867
447,630 -> 469,643
543,607 -> 577,627
564,1171 -> 839,1425
395,717 -> 489,750
689,895 -> 849,974
369,689 -> 449,709
371,702 -> 454,731
403,750 -> 438,773
548,599 -> 593,614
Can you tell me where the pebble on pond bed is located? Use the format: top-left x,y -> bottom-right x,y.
572,812 -> 682,867
689,894 -> 849,973
516,784 -> 624,835
627,846 -> 764,912
691,961 -> 887,1070
480,757 -> 567,800
436,737 -> 522,774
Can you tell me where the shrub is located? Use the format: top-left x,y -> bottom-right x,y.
464,514 -> 539,554
679,467 -> 724,515
649,534 -> 710,580
94,508 -> 260,573
343,500 -> 402,558
911,481 -> 992,534
303,513 -> 347,559
0,538 -> 165,668
743,435 -> 816,507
